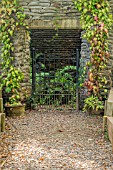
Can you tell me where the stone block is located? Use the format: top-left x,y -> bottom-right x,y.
103,115 -> 107,132
28,2 -> 39,6
105,88 -> 113,116
105,102 -> 113,116
107,117 -> 113,152
0,113 -> 5,132
104,100 -> 107,116
0,98 -> 3,113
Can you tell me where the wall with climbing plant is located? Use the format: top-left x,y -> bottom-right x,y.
0,0 -> 82,103
0,0 -> 113,108
0,0 -> 31,102
73,0 -> 113,111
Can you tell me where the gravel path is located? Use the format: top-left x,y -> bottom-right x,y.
0,108 -> 113,170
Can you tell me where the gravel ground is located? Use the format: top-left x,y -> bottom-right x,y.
0,107 -> 113,170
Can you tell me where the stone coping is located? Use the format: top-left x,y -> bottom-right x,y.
5,103 -> 26,108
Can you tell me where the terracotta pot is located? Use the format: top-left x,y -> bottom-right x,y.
5,104 -> 25,117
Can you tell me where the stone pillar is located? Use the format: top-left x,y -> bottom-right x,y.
13,29 -> 32,101
79,31 -> 90,108
79,30 -> 112,109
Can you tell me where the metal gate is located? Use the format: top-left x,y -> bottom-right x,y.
30,29 -> 81,109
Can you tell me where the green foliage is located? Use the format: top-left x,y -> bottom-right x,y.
73,0 -> 113,99
35,65 -> 76,106
78,64 -> 87,87
0,0 -> 28,105
83,95 -> 104,112
104,129 -> 109,141
25,94 -> 37,110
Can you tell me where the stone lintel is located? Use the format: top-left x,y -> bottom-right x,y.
29,19 -> 82,29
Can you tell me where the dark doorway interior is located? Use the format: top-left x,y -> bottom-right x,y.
30,29 -> 81,108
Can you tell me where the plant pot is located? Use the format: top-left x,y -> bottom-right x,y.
89,109 -> 104,115
5,104 -> 25,117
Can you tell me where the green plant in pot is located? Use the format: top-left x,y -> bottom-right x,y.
83,95 -> 104,115
0,0 -> 28,116
4,66 -> 23,105
1,66 -> 25,116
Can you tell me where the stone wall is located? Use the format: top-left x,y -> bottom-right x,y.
0,0 -> 81,102
17,0 -> 113,85
99,0 -> 113,95
79,1 -> 113,106
16,0 -> 81,101
19,0 -> 80,20
79,31 -> 90,108
18,0 -> 81,29
1,0 -> 113,107
0,29 -> 31,101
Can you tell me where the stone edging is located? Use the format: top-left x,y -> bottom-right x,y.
0,90 -> 5,132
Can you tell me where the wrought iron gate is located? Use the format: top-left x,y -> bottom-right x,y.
30,29 -> 81,108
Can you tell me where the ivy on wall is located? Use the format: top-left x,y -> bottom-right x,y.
0,0 -> 28,105
73,0 -> 113,100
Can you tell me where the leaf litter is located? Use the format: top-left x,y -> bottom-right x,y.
0,107 -> 113,170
